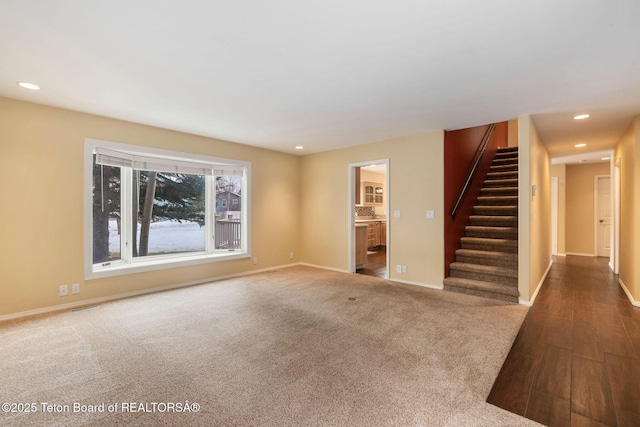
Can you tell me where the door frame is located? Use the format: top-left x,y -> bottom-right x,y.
551,176 -> 559,255
614,158 -> 620,273
348,159 -> 389,275
593,174 -> 611,260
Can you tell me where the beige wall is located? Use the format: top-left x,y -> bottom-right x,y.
300,132 -> 445,287
550,163 -> 566,255
564,162 -> 611,256
614,117 -> 638,304
0,97 -> 301,318
518,115 -> 551,302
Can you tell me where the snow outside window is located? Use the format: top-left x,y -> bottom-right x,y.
85,139 -> 251,279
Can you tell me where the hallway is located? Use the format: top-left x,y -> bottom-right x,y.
487,256 -> 640,426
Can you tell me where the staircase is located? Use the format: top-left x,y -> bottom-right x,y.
443,147 -> 519,303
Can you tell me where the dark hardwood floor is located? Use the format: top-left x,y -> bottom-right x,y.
356,245 -> 387,278
487,255 -> 640,426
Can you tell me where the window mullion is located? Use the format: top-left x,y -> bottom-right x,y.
205,176 -> 214,253
120,167 -> 133,263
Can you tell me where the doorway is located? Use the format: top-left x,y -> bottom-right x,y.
551,176 -> 558,255
348,160 -> 389,278
594,175 -> 611,258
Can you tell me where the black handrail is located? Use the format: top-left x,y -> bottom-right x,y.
451,123 -> 496,218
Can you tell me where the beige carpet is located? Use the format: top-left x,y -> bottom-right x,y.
0,266 -> 540,426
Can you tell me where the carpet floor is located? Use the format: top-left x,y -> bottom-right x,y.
0,266 -> 540,426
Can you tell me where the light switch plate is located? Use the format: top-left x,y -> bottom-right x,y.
394,210 -> 401,218
426,210 -> 435,219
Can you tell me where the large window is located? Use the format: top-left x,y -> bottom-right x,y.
85,139 -> 250,279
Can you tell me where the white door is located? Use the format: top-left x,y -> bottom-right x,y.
596,176 -> 611,257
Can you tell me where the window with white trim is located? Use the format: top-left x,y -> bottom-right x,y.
84,139 -> 251,279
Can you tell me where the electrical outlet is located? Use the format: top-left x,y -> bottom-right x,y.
402,265 -> 407,273
394,210 -> 402,218
72,283 -> 80,294
426,210 -> 435,219
253,257 -> 258,265
396,264 -> 402,273
290,252 -> 294,260
59,285 -> 68,297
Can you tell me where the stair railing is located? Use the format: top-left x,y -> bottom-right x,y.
450,123 -> 496,218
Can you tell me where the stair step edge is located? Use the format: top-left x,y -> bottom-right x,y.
450,262 -> 518,277
443,277 -> 519,297
455,249 -> 518,259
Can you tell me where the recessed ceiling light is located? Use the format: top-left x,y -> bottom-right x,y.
574,114 -> 590,120
295,146 -> 303,150
575,143 -> 587,147
17,81 -> 40,90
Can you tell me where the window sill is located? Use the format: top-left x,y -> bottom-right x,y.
86,251 -> 249,280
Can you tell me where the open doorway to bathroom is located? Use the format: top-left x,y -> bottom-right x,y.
349,160 -> 388,278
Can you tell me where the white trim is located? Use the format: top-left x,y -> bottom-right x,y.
348,159 -> 389,274
555,253 -> 567,257
526,258 -> 553,305
551,176 -> 558,255
0,263 -> 299,323
298,263 -> 443,290
614,158 -> 620,274
88,251 -> 251,280
298,262 -> 350,274
388,277 -> 443,290
565,252 -> 596,257
618,278 -> 640,307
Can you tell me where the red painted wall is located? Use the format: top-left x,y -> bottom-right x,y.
444,122 -> 508,277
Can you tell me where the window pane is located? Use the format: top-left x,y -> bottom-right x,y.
133,171 -> 206,257
92,159 -> 121,263
215,176 -> 242,249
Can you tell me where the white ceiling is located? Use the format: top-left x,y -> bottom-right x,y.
1,1 -> 639,157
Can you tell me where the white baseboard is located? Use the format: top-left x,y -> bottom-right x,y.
297,263 -> 350,274
524,259 -> 554,306
565,252 -> 596,257
618,278 -> 640,307
554,253 -> 567,257
299,263 -> 443,290
0,262 -> 301,323
388,277 -> 443,290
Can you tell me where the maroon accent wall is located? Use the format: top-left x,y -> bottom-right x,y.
444,122 -> 508,277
